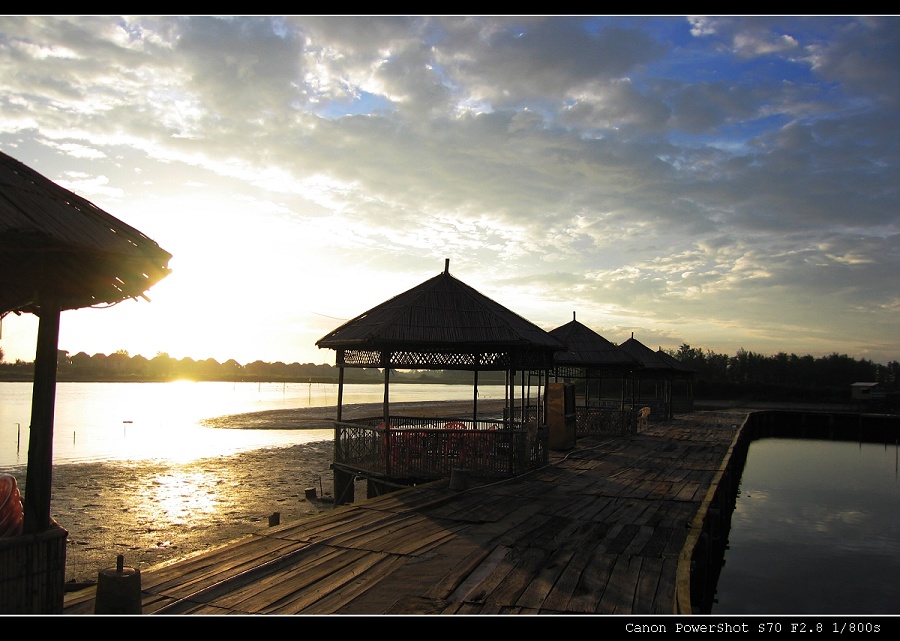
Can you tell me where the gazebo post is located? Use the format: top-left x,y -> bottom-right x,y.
472,363 -> 479,425
382,353 -> 390,427
382,354 -> 392,477
22,295 -> 61,535
332,356 -> 356,505
336,358 -> 345,421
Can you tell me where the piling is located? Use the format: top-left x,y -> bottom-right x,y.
94,554 -> 141,614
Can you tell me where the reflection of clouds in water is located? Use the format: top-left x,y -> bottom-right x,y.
809,507 -> 866,529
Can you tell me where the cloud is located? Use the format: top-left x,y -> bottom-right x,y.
1,16 -> 899,365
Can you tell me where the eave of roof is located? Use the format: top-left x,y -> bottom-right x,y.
0,150 -> 172,315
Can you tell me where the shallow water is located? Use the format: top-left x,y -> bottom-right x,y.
0,381 -> 506,467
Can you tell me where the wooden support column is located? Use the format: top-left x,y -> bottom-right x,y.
23,296 -> 61,534
472,364 -> 479,426
382,353 -> 391,476
382,355 -> 390,427
336,351 -> 345,422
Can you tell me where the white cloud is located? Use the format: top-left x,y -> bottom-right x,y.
1,16 -> 899,365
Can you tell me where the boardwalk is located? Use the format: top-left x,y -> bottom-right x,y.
63,409 -> 748,615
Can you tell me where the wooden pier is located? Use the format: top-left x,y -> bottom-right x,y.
63,409 -> 750,615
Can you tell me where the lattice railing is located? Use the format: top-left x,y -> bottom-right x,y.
575,406 -> 634,437
504,404 -> 638,438
334,415 -> 548,483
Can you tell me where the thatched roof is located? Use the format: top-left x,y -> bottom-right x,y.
655,348 -> 696,377
316,260 -> 564,370
617,334 -> 675,372
549,314 -> 638,370
0,149 -> 173,316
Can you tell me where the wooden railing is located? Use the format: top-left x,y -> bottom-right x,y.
334,415 -> 548,483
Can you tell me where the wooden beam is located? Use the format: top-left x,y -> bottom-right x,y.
23,296 -> 61,534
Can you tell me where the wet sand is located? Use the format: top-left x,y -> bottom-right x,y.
6,398 -> 508,587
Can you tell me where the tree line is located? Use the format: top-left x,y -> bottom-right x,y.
663,344 -> 899,403
0,348 -> 507,385
0,345 -> 898,404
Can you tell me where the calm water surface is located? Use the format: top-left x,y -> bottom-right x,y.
712,436 -> 900,614
0,381 -> 506,468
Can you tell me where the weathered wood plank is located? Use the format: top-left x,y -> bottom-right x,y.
62,410 -> 750,616
565,551 -> 616,613
596,554 -> 643,614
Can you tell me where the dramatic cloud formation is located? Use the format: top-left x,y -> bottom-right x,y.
1,16 -> 898,366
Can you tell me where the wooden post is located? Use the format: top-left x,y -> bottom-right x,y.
472,366 -> 479,426
336,356 -> 345,422
23,296 -> 61,534
382,356 -> 390,427
333,467 -> 355,505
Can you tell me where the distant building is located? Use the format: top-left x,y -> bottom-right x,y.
851,382 -> 886,401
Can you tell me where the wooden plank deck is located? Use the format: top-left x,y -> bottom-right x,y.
63,409 -> 749,615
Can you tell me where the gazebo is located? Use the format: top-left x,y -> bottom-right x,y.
316,259 -> 564,504
546,313 -> 642,437
617,334 -> 678,421
655,348 -> 696,413
0,149 -> 172,613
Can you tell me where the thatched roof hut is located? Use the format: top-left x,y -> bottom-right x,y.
0,149 -> 172,537
317,259 -> 563,419
547,313 -> 640,409
656,348 -> 696,412
550,312 -> 638,372
655,348 -> 696,377
317,259 -> 564,503
618,334 -> 673,372
317,259 -> 563,411
317,259 -> 562,368
618,334 -> 679,419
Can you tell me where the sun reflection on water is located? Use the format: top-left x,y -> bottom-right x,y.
132,469 -> 225,533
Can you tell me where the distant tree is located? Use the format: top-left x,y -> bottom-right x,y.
130,354 -> 150,377
107,351 -> 129,374
150,351 -> 176,379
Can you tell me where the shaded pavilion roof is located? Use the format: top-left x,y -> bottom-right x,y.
617,334 -> 676,373
0,149 -> 173,316
316,260 -> 564,370
655,348 -> 696,378
549,314 -> 639,371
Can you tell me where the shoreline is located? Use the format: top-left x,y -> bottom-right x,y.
9,398 -> 509,586
201,397 -> 509,429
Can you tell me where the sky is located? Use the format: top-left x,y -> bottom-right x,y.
1,15 -> 898,368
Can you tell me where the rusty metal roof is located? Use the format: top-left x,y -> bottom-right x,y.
0,150 -> 172,315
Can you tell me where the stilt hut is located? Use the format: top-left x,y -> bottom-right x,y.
546,313 -> 641,437
655,348 -> 695,413
316,259 -> 564,504
617,334 -> 678,421
0,150 -> 171,613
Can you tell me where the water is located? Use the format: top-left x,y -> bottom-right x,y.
0,381 -> 506,468
712,436 -> 900,614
